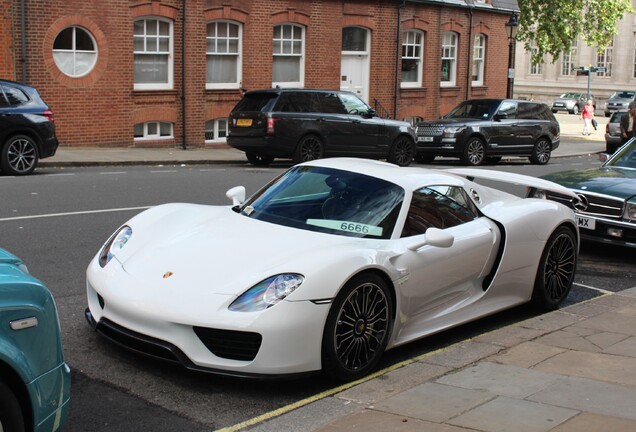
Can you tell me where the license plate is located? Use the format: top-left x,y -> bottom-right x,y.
236,118 -> 253,127
555,103 -> 563,107
417,137 -> 434,142
577,216 -> 596,230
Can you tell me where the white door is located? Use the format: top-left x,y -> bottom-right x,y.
341,27 -> 370,103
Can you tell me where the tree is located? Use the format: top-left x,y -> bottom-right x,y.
517,0 -> 634,63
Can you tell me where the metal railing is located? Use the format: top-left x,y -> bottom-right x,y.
373,98 -> 392,119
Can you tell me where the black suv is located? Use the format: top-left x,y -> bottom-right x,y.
414,99 -> 560,166
0,79 -> 58,175
227,89 -> 416,166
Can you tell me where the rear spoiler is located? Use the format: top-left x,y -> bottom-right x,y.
446,168 -> 580,201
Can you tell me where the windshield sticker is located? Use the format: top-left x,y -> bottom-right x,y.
306,219 -> 383,236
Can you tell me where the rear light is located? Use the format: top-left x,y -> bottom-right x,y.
266,115 -> 277,135
43,109 -> 54,122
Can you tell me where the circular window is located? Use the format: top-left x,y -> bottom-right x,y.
52,26 -> 97,77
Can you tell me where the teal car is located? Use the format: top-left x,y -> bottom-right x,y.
542,138 -> 636,248
0,248 -> 70,431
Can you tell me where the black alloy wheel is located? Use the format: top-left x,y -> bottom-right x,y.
293,134 -> 324,164
388,136 -> 414,167
1,135 -> 39,175
461,137 -> 486,166
529,138 -> 552,165
0,380 -> 26,432
322,273 -> 393,381
531,226 -> 577,310
246,152 -> 274,166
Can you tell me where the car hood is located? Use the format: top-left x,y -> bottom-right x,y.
543,167 -> 636,200
117,204 -> 377,297
552,98 -> 578,103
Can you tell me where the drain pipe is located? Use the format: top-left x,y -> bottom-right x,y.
393,0 -> 405,119
181,0 -> 187,150
20,0 -> 26,83
466,5 -> 473,101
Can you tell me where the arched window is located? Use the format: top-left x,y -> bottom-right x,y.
272,24 -> 305,87
134,18 -> 173,90
206,21 -> 242,89
472,34 -> 486,86
402,30 -> 424,88
441,32 -> 457,87
53,26 -> 97,77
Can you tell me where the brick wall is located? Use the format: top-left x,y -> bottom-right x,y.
0,0 -> 510,148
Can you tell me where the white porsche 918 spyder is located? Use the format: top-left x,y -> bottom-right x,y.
85,158 -> 579,381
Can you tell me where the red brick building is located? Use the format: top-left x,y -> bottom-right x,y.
0,0 -> 517,149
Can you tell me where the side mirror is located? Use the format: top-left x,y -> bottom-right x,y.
599,152 -> 610,163
365,108 -> 376,118
226,186 -> 246,206
494,112 -> 508,121
407,227 -> 455,250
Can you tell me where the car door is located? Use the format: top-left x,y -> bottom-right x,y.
0,86 -> 11,138
336,92 -> 384,156
394,185 -> 500,341
487,100 -> 521,153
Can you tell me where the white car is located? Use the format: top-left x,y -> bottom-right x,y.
85,158 -> 579,380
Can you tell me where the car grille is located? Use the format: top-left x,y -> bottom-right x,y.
193,327 -> 262,361
416,124 -> 444,137
575,192 -> 624,218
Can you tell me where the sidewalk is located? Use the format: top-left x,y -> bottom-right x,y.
243,288 -> 636,432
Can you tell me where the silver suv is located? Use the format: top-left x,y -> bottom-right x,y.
551,92 -> 595,115
604,91 -> 635,117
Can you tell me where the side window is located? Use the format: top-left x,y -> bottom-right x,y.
339,93 -> 370,115
274,92 -> 314,113
401,185 -> 478,237
518,102 -> 542,120
316,92 -> 346,114
0,87 -> 9,108
498,101 -> 517,119
3,86 -> 30,106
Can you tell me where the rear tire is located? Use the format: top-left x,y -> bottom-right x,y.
1,135 -> 39,175
322,273 -> 393,381
529,138 -> 552,165
388,136 -> 414,167
246,153 -> 274,166
0,380 -> 25,432
293,135 -> 323,164
531,226 -> 577,310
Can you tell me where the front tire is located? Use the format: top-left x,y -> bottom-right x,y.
322,273 -> 393,381
246,152 -> 274,166
388,136 -> 414,167
461,137 -> 486,166
1,135 -> 39,175
531,226 -> 577,310
570,105 -> 579,115
293,134 -> 324,164
529,138 -> 552,165
0,380 -> 25,432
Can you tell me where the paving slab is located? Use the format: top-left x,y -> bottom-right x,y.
447,396 -> 578,432
533,350 -> 636,387
488,341 -> 566,369
528,376 -> 636,421
561,301 -> 613,318
437,362 -> 561,399
316,410 -> 472,432
420,340 -> 503,369
372,382 -> 494,423
519,311 -> 582,332
551,412 -> 636,432
603,335 -> 636,358
473,325 -> 547,348
534,328 -> 627,353
574,304 -> 636,336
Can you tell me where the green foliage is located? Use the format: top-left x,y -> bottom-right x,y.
517,0 -> 634,63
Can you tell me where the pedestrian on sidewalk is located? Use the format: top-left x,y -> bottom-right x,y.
581,99 -> 595,135
620,101 -> 636,144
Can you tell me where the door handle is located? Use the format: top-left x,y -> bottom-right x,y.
351,119 -> 361,124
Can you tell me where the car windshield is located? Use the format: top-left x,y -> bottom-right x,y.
444,100 -> 498,120
605,138 -> 636,170
609,91 -> 635,99
240,166 -> 404,239
560,93 -> 581,98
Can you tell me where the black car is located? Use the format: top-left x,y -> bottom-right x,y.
414,99 -> 560,166
0,79 -> 58,175
227,89 -> 416,166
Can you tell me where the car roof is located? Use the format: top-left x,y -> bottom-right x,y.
301,158 -> 465,191
244,88 -> 356,96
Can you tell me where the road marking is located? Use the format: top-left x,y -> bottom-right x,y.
150,170 -> 178,173
100,171 -> 127,175
0,206 -> 151,222
573,282 -> 614,295
46,173 -> 76,176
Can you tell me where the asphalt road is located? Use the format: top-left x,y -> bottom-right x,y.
0,158 -> 633,431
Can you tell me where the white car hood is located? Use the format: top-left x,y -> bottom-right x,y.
120,205 -> 361,296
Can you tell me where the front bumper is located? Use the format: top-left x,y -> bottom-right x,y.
577,214 -> 636,248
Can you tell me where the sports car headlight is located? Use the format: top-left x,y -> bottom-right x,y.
229,274 -> 304,312
98,226 -> 132,268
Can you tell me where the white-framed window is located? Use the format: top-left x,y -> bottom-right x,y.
529,46 -> 544,75
472,34 -> 486,86
441,32 -> 457,87
134,18 -> 173,90
272,24 -> 305,88
561,41 -> 577,76
401,30 -> 423,88
205,119 -> 228,143
596,40 -> 613,77
133,121 -> 173,140
206,21 -> 242,89
52,26 -> 98,77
